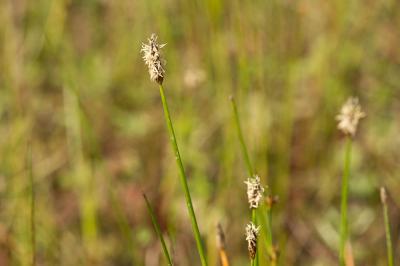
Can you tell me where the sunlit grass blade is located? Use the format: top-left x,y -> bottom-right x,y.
380,187 -> 394,266
143,193 -> 173,266
159,84 -> 208,266
339,137 -> 352,266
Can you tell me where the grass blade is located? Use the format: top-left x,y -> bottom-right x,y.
143,193 -> 173,266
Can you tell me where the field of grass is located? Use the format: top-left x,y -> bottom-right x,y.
1,0 -> 400,265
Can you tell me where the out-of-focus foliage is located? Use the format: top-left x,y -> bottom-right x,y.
0,0 -> 399,265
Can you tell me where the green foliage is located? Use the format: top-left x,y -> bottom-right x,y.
0,0 -> 399,265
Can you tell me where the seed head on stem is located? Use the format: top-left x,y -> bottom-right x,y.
336,97 -> 366,137
141,33 -> 166,84
245,222 -> 260,260
244,175 -> 265,209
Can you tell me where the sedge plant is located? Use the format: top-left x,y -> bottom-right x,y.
230,96 -> 277,265
335,97 -> 365,266
141,34 -> 208,266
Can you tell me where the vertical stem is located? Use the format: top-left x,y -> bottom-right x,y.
230,96 -> 254,176
159,85 -> 208,266
143,194 -> 173,266
28,144 -> 36,266
230,96 -> 259,266
381,188 -> 394,266
251,209 -> 258,266
339,137 -> 352,266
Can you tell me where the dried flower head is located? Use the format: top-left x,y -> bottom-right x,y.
141,33 -> 166,84
336,97 -> 366,137
245,222 -> 260,260
244,175 -> 264,209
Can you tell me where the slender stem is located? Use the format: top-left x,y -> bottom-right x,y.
230,96 -> 254,176
251,209 -> 258,266
28,144 -> 36,266
381,188 -> 394,266
159,85 -> 208,266
143,194 -> 173,266
339,137 -> 352,266
265,204 -> 273,252
230,96 -> 259,266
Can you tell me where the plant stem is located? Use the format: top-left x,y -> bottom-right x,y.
159,85 -> 208,266
143,194 -> 173,266
28,144 -> 36,266
230,96 -> 259,266
252,209 -> 258,266
381,188 -> 394,266
339,137 -> 352,266
230,96 -> 254,176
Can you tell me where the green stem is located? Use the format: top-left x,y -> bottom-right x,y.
28,144 -> 36,266
339,137 -> 352,266
159,85 -> 208,266
230,96 -> 259,266
381,189 -> 394,266
265,205 -> 273,252
252,209 -> 259,266
143,194 -> 173,266
230,96 -> 254,176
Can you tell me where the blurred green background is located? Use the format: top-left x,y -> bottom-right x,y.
1,0 -> 399,265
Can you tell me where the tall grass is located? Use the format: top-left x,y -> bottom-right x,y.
230,96 -> 280,266
159,84 -> 208,266
339,137 -> 352,266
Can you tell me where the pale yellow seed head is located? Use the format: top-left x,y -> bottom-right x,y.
336,97 -> 366,137
141,33 -> 166,84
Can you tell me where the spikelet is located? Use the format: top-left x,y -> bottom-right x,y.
244,175 -> 264,209
141,33 -> 166,84
245,222 -> 260,260
336,97 -> 366,137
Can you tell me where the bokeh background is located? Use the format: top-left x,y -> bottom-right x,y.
1,0 -> 400,265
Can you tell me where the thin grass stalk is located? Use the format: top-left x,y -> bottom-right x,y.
159,84 -> 208,266
230,96 -> 259,266
28,144 -> 36,266
381,188 -> 394,266
143,194 -> 173,266
230,96 -> 254,176
251,209 -> 258,266
339,137 -> 352,266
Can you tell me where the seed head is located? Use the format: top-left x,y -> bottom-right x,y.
336,97 -> 366,137
141,33 -> 166,84
245,222 -> 260,260
244,175 -> 264,209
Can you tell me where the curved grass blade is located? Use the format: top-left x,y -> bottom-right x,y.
143,193 -> 173,266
